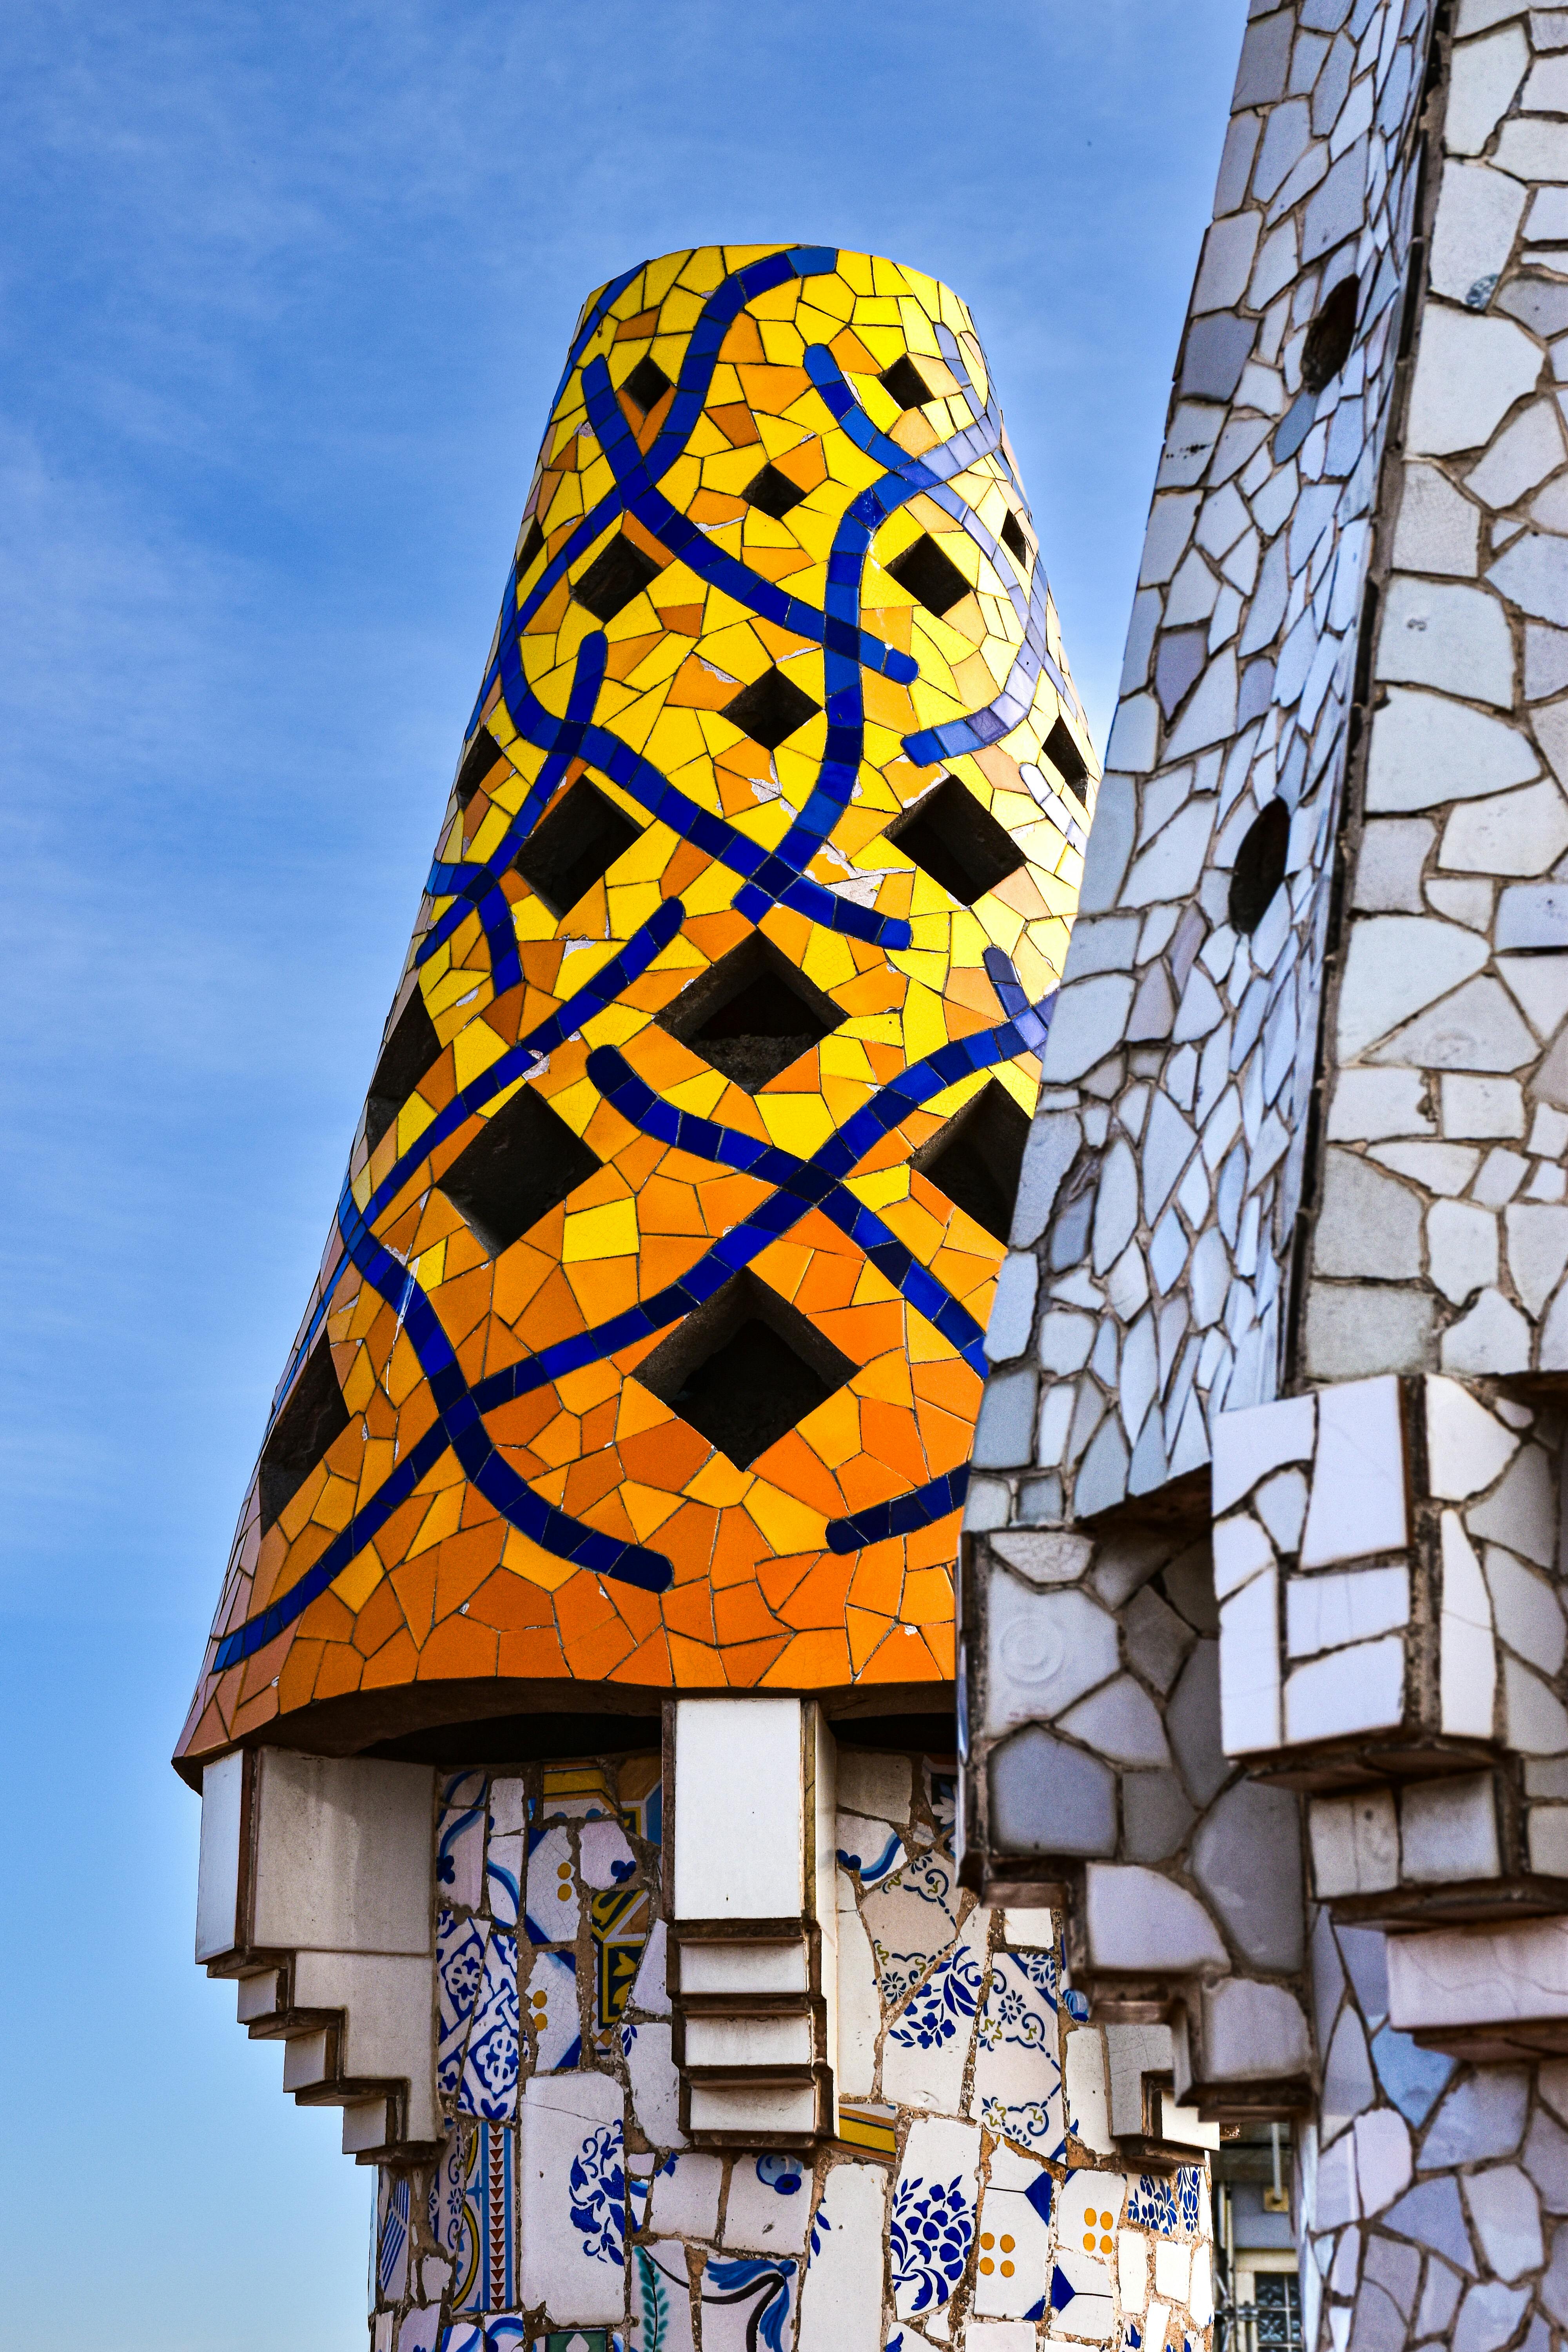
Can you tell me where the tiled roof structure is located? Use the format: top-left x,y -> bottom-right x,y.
176,246 -> 1096,1769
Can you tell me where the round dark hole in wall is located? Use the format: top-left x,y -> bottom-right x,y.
1229,799 -> 1291,935
1301,274 -> 1360,393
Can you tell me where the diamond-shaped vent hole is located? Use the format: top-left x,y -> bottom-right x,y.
659,931 -> 845,1093
1043,716 -> 1091,806
1229,799 -> 1290,936
573,535 -> 662,625
743,462 -> 808,520
259,1342 -> 352,1532
366,990 -> 443,1152
512,780 -> 641,918
1000,510 -> 1029,564
440,1084 -> 603,1259
887,774 -> 1025,907
517,517 -> 546,579
633,1268 -> 855,1470
454,726 -> 506,810
915,1080 -> 1032,1245
721,666 -> 820,752
880,355 -> 933,411
622,355 -> 673,416
886,533 -> 972,620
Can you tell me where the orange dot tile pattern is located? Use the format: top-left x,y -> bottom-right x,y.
176,244 -> 1096,1771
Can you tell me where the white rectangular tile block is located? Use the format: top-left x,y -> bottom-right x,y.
673,1698 -> 804,1920
1309,1791 -> 1399,1896
1388,1918 -> 1568,2031
197,1751 -> 246,1963
1219,1566 -> 1281,1755
1284,1635 -> 1406,1744
1299,1377 -> 1407,1568
1285,1565 -> 1410,1658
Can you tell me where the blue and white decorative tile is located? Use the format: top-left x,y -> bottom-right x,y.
1122,2175 -> 1176,2236
971,2141 -> 1053,2320
439,1771 -> 488,1909
431,2122 -> 468,2261
621,2020 -> 685,2149
439,1909 -> 489,2096
861,1852 -> 962,2008
377,2168 -> 411,2303
969,1951 -> 1065,2160
1176,2166 -> 1203,2236
1057,2171 -> 1125,2249
459,1926 -> 520,2120
627,2152 -> 657,2234
796,2160 -> 886,2352
1043,2249 -> 1115,2343
487,1831 -> 524,1927
581,1818 -> 638,1889
630,2241 -> 695,2352
526,1824 -> 581,1944
455,2121 -> 517,2314
925,1766 -> 956,1844
647,2150 -> 723,2238
888,2116 -> 980,2322
836,1814 -> 906,1889
882,1913 -> 987,2113
518,2071 -> 627,2324
396,2309 -> 442,2352
1047,2172 -> 1122,2342
525,1946 -> 582,2073
723,2152 -> 809,2253
699,2254 -> 798,2352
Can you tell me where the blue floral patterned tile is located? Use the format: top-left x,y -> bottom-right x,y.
459,1926 -> 521,2120
439,1909 -> 489,2096
860,1850 -> 961,2007
882,1915 -> 987,2112
517,2072 -> 626,2325
699,2253 -> 798,2352
439,1772 -> 488,1909
969,1950 -> 1065,2159
888,2116 -> 980,2321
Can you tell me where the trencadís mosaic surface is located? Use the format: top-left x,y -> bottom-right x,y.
177,245 -> 1096,1767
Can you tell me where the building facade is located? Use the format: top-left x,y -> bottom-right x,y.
964,7 -> 1568,2352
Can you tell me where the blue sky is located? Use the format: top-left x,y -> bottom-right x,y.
1,2 -> 1240,2339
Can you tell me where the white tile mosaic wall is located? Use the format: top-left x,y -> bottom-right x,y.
369,1751 -> 1218,2352
960,6 -> 1568,2350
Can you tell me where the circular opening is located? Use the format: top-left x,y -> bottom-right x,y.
1301,274 -> 1360,393
1229,799 -> 1291,935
